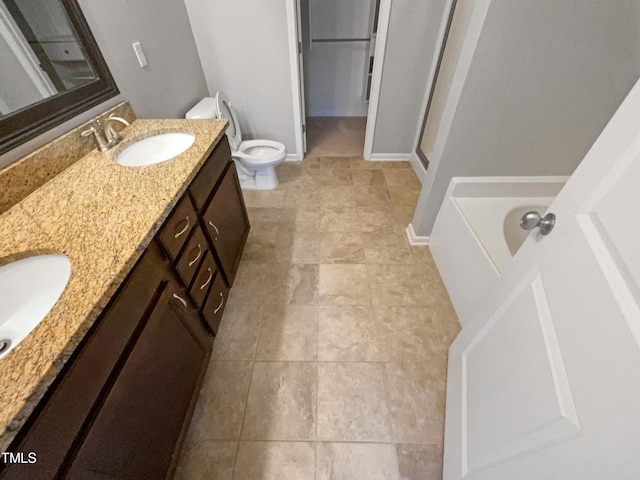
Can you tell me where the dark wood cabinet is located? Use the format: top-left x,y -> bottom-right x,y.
0,243 -> 168,480
158,195 -> 197,262
188,251 -> 217,310
66,281 -> 209,480
174,225 -> 207,289
189,139 -> 231,211
201,272 -> 229,334
0,136 -> 249,480
201,163 -> 250,285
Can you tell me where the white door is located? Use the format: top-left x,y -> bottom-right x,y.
444,78 -> 640,479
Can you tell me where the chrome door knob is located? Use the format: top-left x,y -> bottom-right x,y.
520,211 -> 556,235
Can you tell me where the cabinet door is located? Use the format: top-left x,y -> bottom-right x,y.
202,163 -> 250,285
201,272 -> 229,334
174,225 -> 207,289
65,281 -> 210,480
189,137 -> 231,212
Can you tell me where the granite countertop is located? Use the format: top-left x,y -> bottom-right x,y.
0,118 -> 227,450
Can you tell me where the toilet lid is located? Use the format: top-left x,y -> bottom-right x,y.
214,90 -> 242,151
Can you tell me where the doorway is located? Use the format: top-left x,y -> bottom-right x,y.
291,0 -> 387,159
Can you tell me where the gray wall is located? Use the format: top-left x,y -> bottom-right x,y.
184,0 -> 449,159
372,0 -> 449,155
79,0 -> 208,119
184,0 -> 297,155
413,0 -> 640,235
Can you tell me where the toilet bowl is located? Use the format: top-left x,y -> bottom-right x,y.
185,92 -> 287,190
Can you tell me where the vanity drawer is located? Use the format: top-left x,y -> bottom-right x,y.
175,225 -> 207,288
188,251 -> 217,309
189,137 -> 231,212
201,273 -> 229,334
158,195 -> 197,261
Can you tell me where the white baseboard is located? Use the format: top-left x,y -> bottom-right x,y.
409,151 -> 427,185
369,153 -> 414,161
286,153 -> 303,162
369,152 -> 426,186
405,223 -> 430,246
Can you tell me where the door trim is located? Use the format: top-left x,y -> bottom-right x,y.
411,0 -> 493,238
413,0 -> 457,166
289,0 -> 392,161
363,0 -> 391,160
286,0 -> 304,161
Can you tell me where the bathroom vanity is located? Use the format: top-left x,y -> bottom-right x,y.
0,118 -> 249,478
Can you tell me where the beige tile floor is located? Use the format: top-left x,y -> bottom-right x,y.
175,157 -> 461,480
305,117 -> 368,157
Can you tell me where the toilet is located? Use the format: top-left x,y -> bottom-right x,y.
186,92 -> 287,190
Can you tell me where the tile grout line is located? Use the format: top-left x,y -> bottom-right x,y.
230,301 -> 265,480
390,443 -> 403,480
314,367 -> 318,480
315,301 -> 320,455
203,436 -> 439,446
313,292 -> 320,480
229,441 -> 241,480
380,361 -> 398,446
222,161 -> 438,478
211,358 -> 439,364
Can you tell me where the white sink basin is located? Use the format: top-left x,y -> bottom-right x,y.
0,254 -> 71,359
115,132 -> 196,167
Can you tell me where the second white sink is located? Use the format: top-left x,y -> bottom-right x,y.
115,132 -> 196,167
0,254 -> 71,359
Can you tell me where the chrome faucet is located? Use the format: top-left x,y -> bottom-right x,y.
81,120 -> 110,151
80,114 -> 130,151
104,114 -> 130,143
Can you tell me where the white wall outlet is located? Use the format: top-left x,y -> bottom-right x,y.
132,41 -> 148,68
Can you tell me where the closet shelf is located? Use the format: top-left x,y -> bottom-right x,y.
311,38 -> 370,43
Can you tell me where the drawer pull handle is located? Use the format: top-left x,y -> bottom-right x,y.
213,292 -> 224,314
188,244 -> 202,267
172,293 -> 187,308
200,268 -> 213,290
174,216 -> 190,239
208,221 -> 219,240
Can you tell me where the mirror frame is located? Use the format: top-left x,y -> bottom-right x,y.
0,0 -> 119,155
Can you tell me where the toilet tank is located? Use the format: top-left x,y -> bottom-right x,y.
185,97 -> 218,119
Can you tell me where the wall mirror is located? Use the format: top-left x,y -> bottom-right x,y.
0,0 -> 118,155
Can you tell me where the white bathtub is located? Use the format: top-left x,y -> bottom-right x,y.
429,177 -> 567,326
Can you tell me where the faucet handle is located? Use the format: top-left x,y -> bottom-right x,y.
80,122 -> 110,151
80,124 -> 97,137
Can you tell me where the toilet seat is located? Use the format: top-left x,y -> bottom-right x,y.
214,91 -> 243,152
235,139 -> 286,167
187,91 -> 287,190
213,91 -> 286,167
